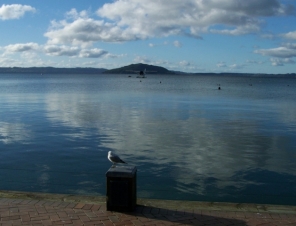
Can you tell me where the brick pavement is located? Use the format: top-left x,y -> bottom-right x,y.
0,194 -> 296,225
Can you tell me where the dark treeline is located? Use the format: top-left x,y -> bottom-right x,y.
0,65 -> 295,77
0,67 -> 106,74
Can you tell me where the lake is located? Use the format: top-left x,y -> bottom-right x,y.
0,73 -> 295,205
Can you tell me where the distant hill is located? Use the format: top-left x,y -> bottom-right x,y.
0,67 -> 107,74
103,63 -> 175,74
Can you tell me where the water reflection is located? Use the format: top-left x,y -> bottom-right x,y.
0,122 -> 32,144
42,80 -> 296,203
1,74 -> 296,204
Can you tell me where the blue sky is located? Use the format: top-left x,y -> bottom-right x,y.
0,0 -> 296,73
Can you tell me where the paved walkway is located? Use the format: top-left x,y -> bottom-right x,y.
0,191 -> 296,225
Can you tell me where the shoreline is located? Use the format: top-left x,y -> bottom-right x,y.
1,190 -> 296,214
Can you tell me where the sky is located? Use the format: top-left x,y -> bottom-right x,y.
0,0 -> 296,74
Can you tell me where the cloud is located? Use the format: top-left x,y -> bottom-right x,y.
2,42 -> 109,59
44,45 -> 80,57
0,57 -> 18,66
97,0 -> 294,35
255,43 -> 296,66
229,63 -> 245,69
210,23 -> 260,35
79,48 -> 108,58
44,45 -> 109,58
4,43 -> 40,53
255,44 -> 296,58
179,60 -> 190,66
216,62 -> 246,70
270,58 -> 295,66
246,60 -> 264,65
282,31 -> 296,40
149,40 -> 182,48
217,62 -> 227,68
44,18 -> 139,46
133,56 -> 152,64
0,4 -> 36,20
65,8 -> 89,20
44,0 -> 294,45
173,40 -> 182,48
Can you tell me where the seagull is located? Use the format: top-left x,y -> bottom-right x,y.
108,151 -> 126,166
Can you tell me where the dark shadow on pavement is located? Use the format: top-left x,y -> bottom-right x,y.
128,204 -> 248,226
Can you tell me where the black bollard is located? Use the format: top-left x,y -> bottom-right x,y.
106,165 -> 137,212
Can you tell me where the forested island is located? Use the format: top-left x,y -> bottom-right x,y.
103,63 -> 174,74
0,64 -> 295,77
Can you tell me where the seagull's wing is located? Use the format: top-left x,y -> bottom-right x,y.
110,153 -> 126,163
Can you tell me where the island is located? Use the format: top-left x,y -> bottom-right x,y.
103,63 -> 175,74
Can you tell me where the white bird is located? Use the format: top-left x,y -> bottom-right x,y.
108,151 -> 126,165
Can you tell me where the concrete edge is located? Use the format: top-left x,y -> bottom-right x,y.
1,190 -> 295,214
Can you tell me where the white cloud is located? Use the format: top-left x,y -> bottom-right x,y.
0,57 -> 18,66
2,42 -> 110,59
173,40 -> 182,48
270,58 -> 295,66
229,63 -> 245,69
0,4 -> 36,20
179,60 -> 190,66
44,0 -> 294,45
133,56 -> 152,64
79,48 -> 108,58
260,33 -> 277,40
216,62 -> 247,70
283,31 -> 296,40
210,23 -> 260,35
255,43 -> 296,66
43,45 -> 109,58
255,44 -> 296,58
217,62 -> 227,68
44,17 -> 139,46
44,45 -> 80,57
4,42 -> 40,53
148,41 -> 171,48
65,8 -> 89,20
246,60 -> 264,65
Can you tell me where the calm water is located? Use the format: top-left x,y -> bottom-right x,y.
0,73 -> 296,205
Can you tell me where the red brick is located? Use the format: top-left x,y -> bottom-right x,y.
79,215 -> 91,222
50,202 -> 64,207
74,203 -> 85,209
21,214 -> 31,222
82,204 -> 94,210
1,215 -> 21,221
132,220 -> 145,226
57,211 -> 68,218
49,214 -> 60,221
65,202 -> 77,209
30,215 -> 50,221
41,219 -> 53,226
101,220 -> 114,226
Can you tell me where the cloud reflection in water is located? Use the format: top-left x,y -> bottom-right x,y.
43,86 -> 296,203
0,122 -> 32,144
